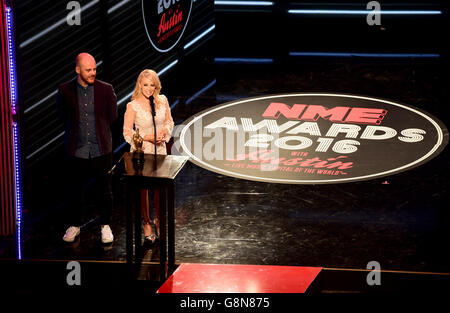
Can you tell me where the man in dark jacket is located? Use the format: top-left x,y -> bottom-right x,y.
57,52 -> 117,243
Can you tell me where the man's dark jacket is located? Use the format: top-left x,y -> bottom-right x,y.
57,78 -> 118,156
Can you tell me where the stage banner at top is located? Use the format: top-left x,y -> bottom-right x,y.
142,0 -> 193,52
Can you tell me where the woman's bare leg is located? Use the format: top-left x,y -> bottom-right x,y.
153,189 -> 160,236
141,189 -> 153,237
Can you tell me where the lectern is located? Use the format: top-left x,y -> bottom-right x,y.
110,152 -> 188,282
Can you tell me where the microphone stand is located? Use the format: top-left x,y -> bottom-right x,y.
150,96 -> 157,171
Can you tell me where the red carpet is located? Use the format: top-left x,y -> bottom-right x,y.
158,263 -> 322,293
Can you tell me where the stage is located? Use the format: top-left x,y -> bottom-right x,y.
1,0 -> 450,302
2,55 -> 450,294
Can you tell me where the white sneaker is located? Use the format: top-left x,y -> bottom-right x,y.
63,226 -> 80,242
101,225 -> 114,243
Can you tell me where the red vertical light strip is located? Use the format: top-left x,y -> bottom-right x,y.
0,0 -> 15,237
3,0 -> 12,236
1,5 -> 7,236
1,0 -> 7,236
5,3 -> 15,238
4,4 -> 12,237
7,1 -> 15,236
0,0 -> 6,236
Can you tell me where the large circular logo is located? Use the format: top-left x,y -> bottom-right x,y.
178,93 -> 448,184
142,0 -> 193,53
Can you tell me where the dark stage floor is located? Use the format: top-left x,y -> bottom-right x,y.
1,47 -> 450,294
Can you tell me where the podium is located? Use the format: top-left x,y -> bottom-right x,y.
110,152 -> 188,281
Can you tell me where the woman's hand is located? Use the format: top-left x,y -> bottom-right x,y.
144,129 -> 167,144
155,129 -> 168,144
144,134 -> 156,144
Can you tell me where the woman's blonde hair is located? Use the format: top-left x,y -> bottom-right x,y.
131,69 -> 163,108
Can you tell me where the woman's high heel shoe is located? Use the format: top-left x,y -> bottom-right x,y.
145,233 -> 158,244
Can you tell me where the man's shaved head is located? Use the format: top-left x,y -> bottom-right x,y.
75,53 -> 96,67
75,53 -> 97,86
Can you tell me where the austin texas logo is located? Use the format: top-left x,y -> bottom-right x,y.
177,94 -> 448,184
142,0 -> 193,52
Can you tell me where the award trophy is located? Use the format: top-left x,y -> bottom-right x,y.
132,129 -> 144,164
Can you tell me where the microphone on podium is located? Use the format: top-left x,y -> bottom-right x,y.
149,95 -> 157,170
149,95 -> 156,117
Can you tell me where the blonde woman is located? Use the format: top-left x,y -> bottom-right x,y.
123,69 -> 174,243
